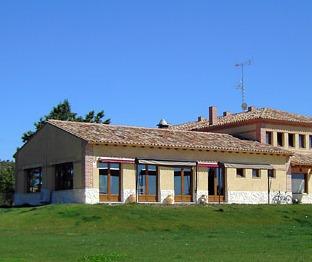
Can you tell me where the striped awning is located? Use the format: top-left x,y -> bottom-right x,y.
222,163 -> 273,169
98,157 -> 135,164
136,159 -> 197,167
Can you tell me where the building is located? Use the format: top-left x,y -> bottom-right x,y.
14,106 -> 312,205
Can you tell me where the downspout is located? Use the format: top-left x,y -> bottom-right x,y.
267,171 -> 270,204
135,158 -> 139,203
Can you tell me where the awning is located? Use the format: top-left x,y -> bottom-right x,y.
222,163 -> 273,170
137,159 -> 197,167
98,157 -> 135,164
197,161 -> 219,168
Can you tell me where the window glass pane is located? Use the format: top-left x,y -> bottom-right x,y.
208,168 -> 215,195
110,163 -> 120,170
174,174 -> 182,195
217,168 -> 224,195
289,134 -> 294,147
98,162 -> 108,169
268,169 -> 275,178
183,172 -> 192,195
310,135 -> 312,148
292,174 -> 305,194
148,174 -> 157,195
138,165 -> 146,195
110,170 -> 120,195
277,132 -> 283,146
148,165 -> 157,172
252,169 -> 260,178
266,132 -> 272,144
99,170 -> 108,194
299,135 -> 305,148
236,168 -> 244,177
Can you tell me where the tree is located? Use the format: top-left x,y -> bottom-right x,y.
22,99 -> 110,143
0,160 -> 15,206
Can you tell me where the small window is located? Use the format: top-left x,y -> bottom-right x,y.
277,132 -> 283,146
252,169 -> 260,178
26,167 -> 42,193
288,133 -> 295,147
55,162 -> 74,190
236,168 -> 244,177
299,134 -> 306,148
266,132 -> 272,145
310,135 -> 312,149
268,169 -> 275,178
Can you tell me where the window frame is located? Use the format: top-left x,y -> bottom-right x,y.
137,164 -> 158,202
265,131 -> 273,145
288,133 -> 295,147
26,167 -> 42,193
98,162 -> 121,202
174,167 -> 193,202
55,162 -> 74,191
277,132 -> 284,147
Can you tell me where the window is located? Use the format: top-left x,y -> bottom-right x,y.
26,167 -> 42,193
99,162 -> 120,201
252,169 -> 260,178
288,133 -> 295,147
292,174 -> 307,194
310,135 -> 312,149
236,168 -> 244,177
138,165 -> 158,202
266,131 -> 272,145
55,162 -> 73,190
174,167 -> 193,202
268,169 -> 275,178
299,134 -> 306,148
277,132 -> 283,146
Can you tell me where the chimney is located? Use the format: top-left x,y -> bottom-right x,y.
248,106 -> 255,112
157,119 -> 169,128
209,106 -> 217,125
223,111 -> 231,117
197,116 -> 203,122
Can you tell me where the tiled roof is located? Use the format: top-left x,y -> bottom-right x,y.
291,152 -> 312,166
170,108 -> 312,131
47,120 -> 291,155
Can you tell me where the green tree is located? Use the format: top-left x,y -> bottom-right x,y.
22,99 -> 110,143
0,160 -> 15,206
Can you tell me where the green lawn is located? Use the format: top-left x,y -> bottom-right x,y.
0,204 -> 312,262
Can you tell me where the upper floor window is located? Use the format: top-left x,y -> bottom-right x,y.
277,132 -> 283,147
266,132 -> 272,145
26,167 -> 42,193
252,169 -> 260,178
288,133 -> 295,147
310,135 -> 312,149
55,162 -> 73,190
299,134 -> 306,148
268,169 -> 275,178
236,168 -> 244,178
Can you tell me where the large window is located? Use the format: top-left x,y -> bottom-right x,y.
266,131 -> 272,145
292,174 -> 307,194
299,134 -> 306,148
174,167 -> 193,202
26,167 -> 42,193
55,162 -> 73,190
288,133 -> 295,147
99,162 -> 120,202
138,165 -> 158,202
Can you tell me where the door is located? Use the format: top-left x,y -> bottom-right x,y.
138,165 -> 158,202
99,162 -> 121,202
208,167 -> 224,202
174,167 -> 193,202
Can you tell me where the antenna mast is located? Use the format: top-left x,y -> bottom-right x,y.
235,59 -> 252,111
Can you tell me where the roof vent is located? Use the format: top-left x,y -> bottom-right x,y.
157,119 -> 169,128
248,106 -> 256,112
223,111 -> 231,117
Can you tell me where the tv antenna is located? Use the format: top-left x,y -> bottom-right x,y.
235,59 -> 252,111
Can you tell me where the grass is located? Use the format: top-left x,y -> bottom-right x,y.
0,204 -> 312,261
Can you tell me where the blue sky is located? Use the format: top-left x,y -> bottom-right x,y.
0,1 -> 312,160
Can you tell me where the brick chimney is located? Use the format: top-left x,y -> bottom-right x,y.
209,106 -> 217,125
248,106 -> 255,112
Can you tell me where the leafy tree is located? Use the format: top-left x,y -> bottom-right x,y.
22,99 -> 110,143
0,160 -> 15,206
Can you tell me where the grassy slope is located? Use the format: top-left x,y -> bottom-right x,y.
0,204 -> 312,262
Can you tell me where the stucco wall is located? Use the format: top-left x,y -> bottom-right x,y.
15,124 -> 85,193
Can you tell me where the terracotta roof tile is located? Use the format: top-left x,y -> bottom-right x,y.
170,108 -> 312,131
47,120 -> 291,155
291,152 -> 312,166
